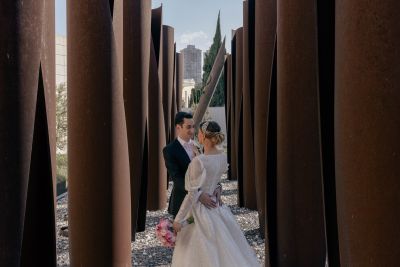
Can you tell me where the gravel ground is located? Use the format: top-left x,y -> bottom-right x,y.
56,174 -> 265,266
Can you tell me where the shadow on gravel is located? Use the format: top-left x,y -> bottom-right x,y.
243,228 -> 265,245
132,246 -> 173,266
227,205 -> 255,216
221,189 -> 237,196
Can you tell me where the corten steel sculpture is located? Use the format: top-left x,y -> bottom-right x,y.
233,28 -> 245,207
316,1 -> 339,266
335,0 -> 400,265
224,55 -> 233,181
170,44 -> 177,141
229,34 -> 238,182
147,6 -> 168,212
0,1 -> 56,266
193,38 -> 226,127
175,53 -> 184,112
123,0 -> 152,237
254,0 -> 277,262
247,0 -> 256,130
266,44 -> 278,266
68,1 -> 131,265
242,0 -> 257,210
162,26 -> 175,144
277,0 -> 326,265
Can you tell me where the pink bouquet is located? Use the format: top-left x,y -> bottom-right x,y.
155,218 -> 176,248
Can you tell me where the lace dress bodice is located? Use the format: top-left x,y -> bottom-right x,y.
174,153 -> 228,223
196,154 -> 228,195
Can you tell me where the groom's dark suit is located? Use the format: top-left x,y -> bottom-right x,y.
163,139 -> 192,217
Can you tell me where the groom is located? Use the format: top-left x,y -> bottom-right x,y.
163,112 -> 221,218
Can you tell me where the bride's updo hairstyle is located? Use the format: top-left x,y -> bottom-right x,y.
199,120 -> 225,145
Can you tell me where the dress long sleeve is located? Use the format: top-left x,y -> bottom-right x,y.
174,157 -> 206,223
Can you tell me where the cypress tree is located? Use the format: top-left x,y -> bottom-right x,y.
203,11 -> 225,107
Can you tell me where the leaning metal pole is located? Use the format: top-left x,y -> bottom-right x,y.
193,38 -> 226,128
68,1 -> 131,265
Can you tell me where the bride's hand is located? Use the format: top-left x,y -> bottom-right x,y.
173,221 -> 182,233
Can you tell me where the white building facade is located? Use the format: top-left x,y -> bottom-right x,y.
182,79 -> 196,108
56,35 -> 67,86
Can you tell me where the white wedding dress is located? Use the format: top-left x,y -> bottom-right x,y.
171,153 -> 261,267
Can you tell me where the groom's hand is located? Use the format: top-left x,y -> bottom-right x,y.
198,192 -> 217,209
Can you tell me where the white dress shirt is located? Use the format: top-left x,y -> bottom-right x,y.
177,136 -> 194,160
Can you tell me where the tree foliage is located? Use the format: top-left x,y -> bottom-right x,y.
56,83 -> 68,153
56,83 -> 68,180
189,84 -> 203,107
190,12 -> 225,108
202,11 -> 225,107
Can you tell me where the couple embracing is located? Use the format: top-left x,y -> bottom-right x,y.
163,112 -> 260,267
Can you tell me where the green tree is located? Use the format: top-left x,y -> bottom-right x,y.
202,11 -> 225,107
189,84 -> 203,108
56,83 -> 68,180
56,83 -> 67,153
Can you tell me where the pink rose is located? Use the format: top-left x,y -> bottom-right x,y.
165,231 -> 173,241
155,218 -> 176,247
160,219 -> 169,228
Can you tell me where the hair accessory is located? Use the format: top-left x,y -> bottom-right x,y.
201,121 -> 210,134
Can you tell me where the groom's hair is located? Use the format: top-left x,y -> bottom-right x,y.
175,111 -> 193,126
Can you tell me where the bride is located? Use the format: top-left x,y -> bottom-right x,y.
171,120 -> 260,267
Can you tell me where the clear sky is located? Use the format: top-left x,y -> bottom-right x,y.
56,0 -> 243,53
55,0 -> 66,35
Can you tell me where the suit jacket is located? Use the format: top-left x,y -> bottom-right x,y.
163,139 -> 191,217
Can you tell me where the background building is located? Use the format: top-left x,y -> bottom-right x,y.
56,35 -> 67,86
182,79 -> 196,108
180,45 -> 202,85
